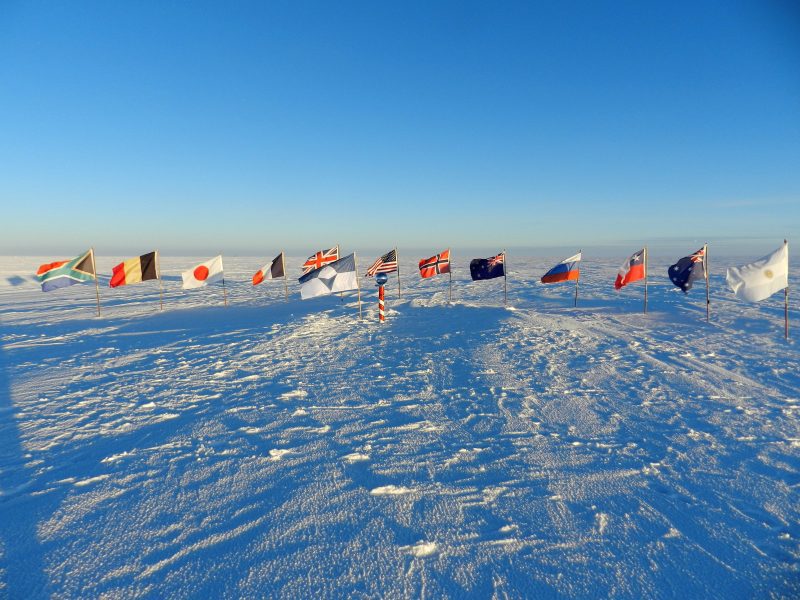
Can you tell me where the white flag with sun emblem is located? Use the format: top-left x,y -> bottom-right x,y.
182,255 -> 225,289
726,242 -> 788,302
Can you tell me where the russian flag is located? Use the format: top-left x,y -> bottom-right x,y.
541,252 -> 581,284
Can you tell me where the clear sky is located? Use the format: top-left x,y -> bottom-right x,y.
1,1 -> 798,256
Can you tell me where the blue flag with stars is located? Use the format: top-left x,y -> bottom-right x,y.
470,253 -> 505,281
668,247 -> 706,293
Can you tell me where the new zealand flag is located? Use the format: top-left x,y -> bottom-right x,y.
470,253 -> 505,281
668,247 -> 706,293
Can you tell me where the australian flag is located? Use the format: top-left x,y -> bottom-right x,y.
470,253 -> 505,281
668,246 -> 706,293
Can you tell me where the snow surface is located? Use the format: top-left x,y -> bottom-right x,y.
0,254 -> 798,598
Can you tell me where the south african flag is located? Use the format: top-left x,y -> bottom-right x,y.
36,249 -> 97,292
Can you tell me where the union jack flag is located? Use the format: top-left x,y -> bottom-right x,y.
301,246 -> 339,275
488,253 -> 504,268
419,249 -> 451,279
365,249 -> 398,277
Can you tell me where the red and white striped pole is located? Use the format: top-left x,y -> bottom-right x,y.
378,283 -> 385,323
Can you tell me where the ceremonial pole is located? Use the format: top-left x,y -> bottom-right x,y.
91,247 -> 101,317
157,249 -> 164,311
282,251 -> 289,301
704,243 -> 709,322
354,252 -> 363,319
575,249 -> 581,308
396,247 -> 401,298
643,246 -> 648,314
503,249 -> 508,305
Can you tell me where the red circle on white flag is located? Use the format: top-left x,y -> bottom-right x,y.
194,265 -> 210,281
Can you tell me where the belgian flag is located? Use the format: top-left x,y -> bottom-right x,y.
110,251 -> 159,288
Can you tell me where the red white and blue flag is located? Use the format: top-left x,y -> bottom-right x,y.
668,246 -> 706,293
419,249 -> 450,279
365,249 -> 398,276
541,252 -> 581,284
301,246 -> 339,275
615,249 -> 646,290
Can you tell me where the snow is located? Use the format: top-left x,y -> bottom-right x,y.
0,254 -> 798,598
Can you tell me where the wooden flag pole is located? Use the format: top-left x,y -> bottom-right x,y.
785,239 -> 789,340
396,247 -> 401,299
643,246 -> 648,314
704,243 -> 710,322
575,249 -> 581,308
354,252 -> 363,319
157,249 -> 164,311
282,250 -> 289,301
337,243 -> 344,303
91,247 -> 101,317
503,249 -> 508,306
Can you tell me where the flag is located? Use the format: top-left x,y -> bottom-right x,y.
182,255 -> 224,289
726,242 -> 788,302
298,253 -> 358,300
615,249 -> 646,290
365,249 -> 398,276
470,253 -> 505,281
301,246 -> 339,275
36,249 -> 96,292
668,247 -> 705,293
419,249 -> 451,279
253,252 -> 285,285
541,252 -> 581,284
109,251 -> 158,288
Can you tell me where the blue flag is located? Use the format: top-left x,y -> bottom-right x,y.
668,247 -> 706,293
470,253 -> 505,281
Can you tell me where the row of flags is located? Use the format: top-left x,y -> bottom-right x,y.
34,243 -> 791,328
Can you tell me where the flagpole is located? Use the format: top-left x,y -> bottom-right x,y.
704,243 -> 709,322
282,250 -> 289,301
91,247 -> 101,317
503,250 -> 508,306
157,249 -> 164,311
785,239 -> 789,340
221,253 -> 228,307
449,249 -> 453,304
354,252 -> 362,320
575,249 -> 581,308
643,246 -> 648,314
396,246 -> 401,299
338,243 -> 344,303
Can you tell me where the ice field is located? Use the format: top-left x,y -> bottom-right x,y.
0,254 -> 798,598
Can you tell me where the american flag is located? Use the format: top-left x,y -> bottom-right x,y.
301,246 -> 339,275
419,249 -> 451,279
365,249 -> 398,277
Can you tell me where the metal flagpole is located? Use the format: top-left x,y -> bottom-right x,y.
91,247 -> 101,317
643,246 -> 648,314
575,249 -> 581,308
157,249 -> 164,311
704,243 -> 709,322
282,251 -> 289,301
786,239 -> 789,340
354,252 -> 362,319
338,243 -> 344,303
503,250 -> 508,305
448,249 -> 453,304
396,247 -> 401,299
221,253 -> 228,307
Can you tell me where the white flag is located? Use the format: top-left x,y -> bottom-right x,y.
182,255 -> 224,289
298,253 -> 358,300
726,242 -> 788,302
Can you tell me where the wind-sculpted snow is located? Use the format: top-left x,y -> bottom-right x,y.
0,255 -> 798,598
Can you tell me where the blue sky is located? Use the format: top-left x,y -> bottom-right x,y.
1,1 -> 798,256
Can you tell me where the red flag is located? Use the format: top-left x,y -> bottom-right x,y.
615,249 -> 646,290
419,249 -> 451,279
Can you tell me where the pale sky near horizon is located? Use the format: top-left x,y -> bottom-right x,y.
1,1 -> 798,257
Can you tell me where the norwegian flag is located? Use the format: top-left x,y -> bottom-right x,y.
301,246 -> 339,275
419,249 -> 451,279
366,249 -> 398,277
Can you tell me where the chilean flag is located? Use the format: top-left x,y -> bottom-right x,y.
615,249 -> 646,290
541,252 -> 581,284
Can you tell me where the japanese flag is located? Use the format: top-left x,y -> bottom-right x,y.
182,255 -> 224,289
